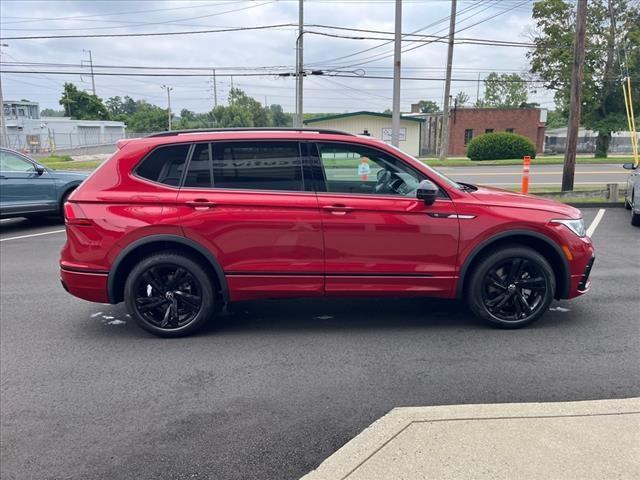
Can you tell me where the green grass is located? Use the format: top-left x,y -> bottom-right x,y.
39,157 -> 101,170
421,155 -> 633,167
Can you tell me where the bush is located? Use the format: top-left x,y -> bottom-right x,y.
466,132 -> 536,161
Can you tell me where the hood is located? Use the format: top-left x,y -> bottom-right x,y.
469,184 -> 581,218
49,170 -> 89,181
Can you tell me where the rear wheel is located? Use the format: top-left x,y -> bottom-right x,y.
59,189 -> 75,217
124,252 -> 215,337
467,246 -> 555,328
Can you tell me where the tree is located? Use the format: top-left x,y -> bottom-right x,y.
416,100 -> 439,113
125,101 -> 169,132
59,83 -> 110,120
268,104 -> 291,127
528,0 -> 640,157
546,110 -> 567,128
482,72 -> 529,108
455,91 -> 470,106
40,108 -> 65,117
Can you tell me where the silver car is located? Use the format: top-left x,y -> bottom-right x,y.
623,162 -> 640,226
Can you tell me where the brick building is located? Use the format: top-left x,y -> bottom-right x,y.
415,107 -> 547,157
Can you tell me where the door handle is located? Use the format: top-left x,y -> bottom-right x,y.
185,199 -> 216,210
323,205 -> 354,215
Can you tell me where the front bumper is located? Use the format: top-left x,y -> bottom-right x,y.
60,267 -> 109,303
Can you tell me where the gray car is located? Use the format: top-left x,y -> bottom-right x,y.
623,162 -> 640,226
0,148 -> 88,219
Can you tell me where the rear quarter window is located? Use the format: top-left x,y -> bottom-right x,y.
135,144 -> 190,186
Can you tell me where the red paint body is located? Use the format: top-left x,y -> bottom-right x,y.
60,131 -> 594,306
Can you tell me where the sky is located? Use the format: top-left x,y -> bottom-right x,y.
0,0 -> 555,114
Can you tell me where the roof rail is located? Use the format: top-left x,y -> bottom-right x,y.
145,127 -> 354,138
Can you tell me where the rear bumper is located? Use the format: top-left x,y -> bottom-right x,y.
60,267 -> 110,303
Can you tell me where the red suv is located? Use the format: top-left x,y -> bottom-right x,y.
60,129 -> 595,337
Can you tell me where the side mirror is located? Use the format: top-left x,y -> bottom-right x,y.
34,165 -> 45,176
416,179 -> 438,206
622,162 -> 637,170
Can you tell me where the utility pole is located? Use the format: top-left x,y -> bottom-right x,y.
212,69 -> 218,108
83,49 -> 96,95
439,0 -> 457,160
391,0 -> 402,146
0,43 -> 8,148
295,0 -> 304,128
562,0 -> 587,192
161,85 -> 173,131
476,72 -> 481,104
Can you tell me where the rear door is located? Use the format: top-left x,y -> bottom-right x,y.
313,142 -> 460,296
0,149 -> 56,216
176,140 -> 324,301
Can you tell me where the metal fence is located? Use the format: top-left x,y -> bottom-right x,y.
544,133 -> 639,154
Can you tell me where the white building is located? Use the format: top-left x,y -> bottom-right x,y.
304,111 -> 424,157
3,100 -> 126,152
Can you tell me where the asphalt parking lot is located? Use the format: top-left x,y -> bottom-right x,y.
1,208 -> 638,480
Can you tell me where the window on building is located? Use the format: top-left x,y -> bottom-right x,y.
485,128 -> 494,134
464,129 -> 474,145
212,141 -> 303,191
506,128 -> 515,133
135,144 -> 190,186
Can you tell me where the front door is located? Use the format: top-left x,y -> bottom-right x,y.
0,150 -> 56,216
177,141 -> 324,301
314,142 -> 460,296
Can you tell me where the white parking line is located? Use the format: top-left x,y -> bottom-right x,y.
586,209 -> 606,238
0,229 -> 66,242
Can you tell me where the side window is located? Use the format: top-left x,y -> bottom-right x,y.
212,142 -> 303,191
184,143 -> 212,188
0,151 -> 35,172
316,143 -> 423,197
506,128 -> 515,133
135,144 -> 189,186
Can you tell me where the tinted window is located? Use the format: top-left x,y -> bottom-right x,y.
136,144 -> 189,186
184,144 -> 212,188
317,143 -> 423,197
212,142 -> 302,191
0,151 -> 34,172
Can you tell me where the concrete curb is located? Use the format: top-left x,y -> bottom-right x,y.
301,398 -> 640,480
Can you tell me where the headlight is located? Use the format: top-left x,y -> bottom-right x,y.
551,218 -> 586,237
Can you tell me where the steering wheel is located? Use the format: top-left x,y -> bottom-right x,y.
375,169 -> 404,194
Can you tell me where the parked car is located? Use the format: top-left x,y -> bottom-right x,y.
0,148 -> 87,219
60,129 -> 595,337
623,162 -> 640,226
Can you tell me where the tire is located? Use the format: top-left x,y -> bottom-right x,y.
59,188 -> 75,217
631,193 -> 640,227
124,252 -> 215,337
466,246 -> 556,329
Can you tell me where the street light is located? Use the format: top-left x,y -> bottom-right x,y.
161,85 -> 173,131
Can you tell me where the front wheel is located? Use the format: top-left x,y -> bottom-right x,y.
124,252 -> 215,337
466,246 -> 556,329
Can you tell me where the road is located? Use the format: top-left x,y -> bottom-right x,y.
435,163 -> 629,187
1,209 -> 639,480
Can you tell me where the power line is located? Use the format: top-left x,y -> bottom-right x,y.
0,23 -> 297,41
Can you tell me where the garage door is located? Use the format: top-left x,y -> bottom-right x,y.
78,126 -> 101,145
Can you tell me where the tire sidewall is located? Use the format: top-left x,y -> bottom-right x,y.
124,253 -> 215,337
467,246 -> 556,328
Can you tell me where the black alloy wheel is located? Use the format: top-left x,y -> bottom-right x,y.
125,252 -> 215,337
467,246 -> 555,328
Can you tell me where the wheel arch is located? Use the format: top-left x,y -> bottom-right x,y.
107,234 -> 228,304
457,230 -> 570,300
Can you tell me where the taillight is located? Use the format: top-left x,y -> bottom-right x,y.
64,202 -> 93,226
